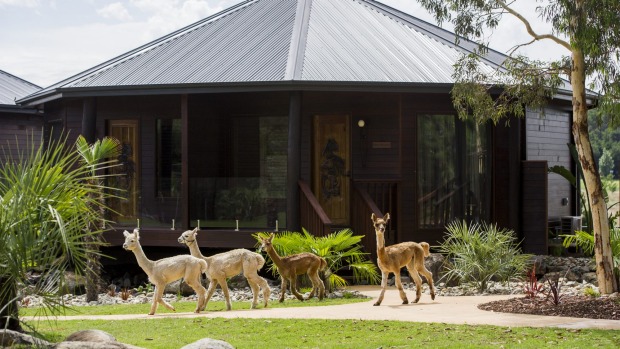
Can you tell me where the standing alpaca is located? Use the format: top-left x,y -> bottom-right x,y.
371,213 -> 436,306
122,229 -> 207,315
259,233 -> 327,302
178,228 -> 271,310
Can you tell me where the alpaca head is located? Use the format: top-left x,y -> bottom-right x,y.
122,229 -> 140,251
258,233 -> 275,252
178,227 -> 198,247
371,212 -> 390,235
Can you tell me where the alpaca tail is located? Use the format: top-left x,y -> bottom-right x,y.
319,257 -> 328,271
255,252 -> 266,270
420,242 -> 431,257
199,259 -> 208,274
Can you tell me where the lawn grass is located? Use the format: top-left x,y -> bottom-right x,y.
27,317 -> 620,349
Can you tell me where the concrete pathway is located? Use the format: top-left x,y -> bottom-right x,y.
33,286 -> 620,330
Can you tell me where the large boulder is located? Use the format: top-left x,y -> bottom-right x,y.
180,338 -> 235,349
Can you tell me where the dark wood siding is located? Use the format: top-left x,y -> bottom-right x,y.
521,160 -> 548,254
0,112 -> 43,161
526,107 -> 572,218
492,118 -> 522,234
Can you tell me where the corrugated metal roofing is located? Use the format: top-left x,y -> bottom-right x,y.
21,0 -> 551,103
0,70 -> 41,105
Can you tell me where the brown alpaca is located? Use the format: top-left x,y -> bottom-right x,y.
371,213 -> 436,306
122,229 -> 208,315
178,228 -> 271,310
259,233 -> 327,302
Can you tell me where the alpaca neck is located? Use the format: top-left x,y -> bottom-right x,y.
375,231 -> 387,258
186,240 -> 206,260
131,244 -> 155,276
266,247 -> 285,269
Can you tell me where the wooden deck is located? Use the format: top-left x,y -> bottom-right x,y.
103,227 -> 259,249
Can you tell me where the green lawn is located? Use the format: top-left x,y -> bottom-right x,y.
20,299 -> 620,349
27,317 -> 620,349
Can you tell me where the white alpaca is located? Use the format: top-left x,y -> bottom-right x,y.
122,229 -> 208,315
178,228 -> 271,310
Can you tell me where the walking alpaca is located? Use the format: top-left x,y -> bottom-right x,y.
122,229 -> 207,315
259,233 -> 327,302
371,213 -> 436,306
178,228 -> 271,310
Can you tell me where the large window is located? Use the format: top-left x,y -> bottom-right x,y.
417,115 -> 490,228
189,115 -> 288,230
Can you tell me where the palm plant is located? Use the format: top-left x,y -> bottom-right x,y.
562,228 -> 620,282
75,135 -> 121,302
0,135 -> 116,331
437,220 -> 532,293
254,229 -> 380,291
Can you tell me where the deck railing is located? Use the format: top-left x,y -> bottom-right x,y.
298,180 -> 333,237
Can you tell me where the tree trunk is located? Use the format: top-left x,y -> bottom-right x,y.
571,49 -> 618,294
0,276 -> 22,332
84,235 -> 101,302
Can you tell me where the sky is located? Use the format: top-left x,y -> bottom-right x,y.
0,0 -> 568,88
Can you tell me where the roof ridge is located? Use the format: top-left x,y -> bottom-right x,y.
0,69 -> 42,90
285,0 -> 313,80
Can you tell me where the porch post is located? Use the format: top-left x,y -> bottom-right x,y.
81,97 -> 96,142
181,94 -> 189,229
287,91 -> 301,232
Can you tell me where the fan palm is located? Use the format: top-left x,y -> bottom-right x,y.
75,135 -> 121,302
0,135 -> 117,331
254,229 -> 380,291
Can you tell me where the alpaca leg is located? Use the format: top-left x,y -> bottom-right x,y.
374,272 -> 389,306
204,279 -> 219,310
310,272 -> 325,301
394,272 -> 409,304
419,265 -> 436,300
406,263 -> 424,303
244,271 -> 262,309
148,285 -> 160,315
219,279 -> 232,311
279,277 -> 287,303
257,275 -> 271,308
289,276 -> 304,301
185,277 -> 207,313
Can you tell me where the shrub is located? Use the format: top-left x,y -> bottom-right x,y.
523,265 -> 545,299
254,229 -> 380,291
437,220 -> 532,292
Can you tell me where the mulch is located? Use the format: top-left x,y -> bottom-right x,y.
478,295 -> 620,320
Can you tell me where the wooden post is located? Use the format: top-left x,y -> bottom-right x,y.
287,91 -> 301,232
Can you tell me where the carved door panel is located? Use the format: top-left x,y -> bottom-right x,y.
108,120 -> 140,224
313,115 -> 350,225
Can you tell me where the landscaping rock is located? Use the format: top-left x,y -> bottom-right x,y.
0,329 -> 51,348
180,338 -> 235,349
64,329 -> 117,342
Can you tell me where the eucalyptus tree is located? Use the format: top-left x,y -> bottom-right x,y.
417,0 -> 620,293
0,135 -> 116,331
75,135 -> 121,302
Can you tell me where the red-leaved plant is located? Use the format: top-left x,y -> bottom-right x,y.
523,265 -> 545,298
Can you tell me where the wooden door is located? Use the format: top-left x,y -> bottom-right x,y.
108,120 -> 140,224
313,115 -> 350,225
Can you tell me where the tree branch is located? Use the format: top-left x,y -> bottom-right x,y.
496,0 -> 572,51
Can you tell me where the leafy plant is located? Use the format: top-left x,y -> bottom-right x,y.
583,286 -> 601,298
546,277 -> 565,306
523,265 -> 545,299
0,134 -> 117,331
437,220 -> 532,292
254,229 -> 380,291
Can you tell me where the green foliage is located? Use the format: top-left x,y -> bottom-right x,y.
599,149 -> 615,177
254,229 -> 380,290
0,134 -> 117,329
563,228 -> 620,274
584,286 -> 601,298
437,220 -> 532,292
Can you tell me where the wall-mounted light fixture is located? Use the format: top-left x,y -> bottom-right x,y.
358,119 -> 367,167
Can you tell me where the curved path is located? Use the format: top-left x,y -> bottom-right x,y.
30,286 -> 620,330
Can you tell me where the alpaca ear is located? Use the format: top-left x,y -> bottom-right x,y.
384,213 -> 390,222
268,233 -> 274,241
192,227 -> 198,233
371,213 -> 376,222
134,229 -> 140,239
123,230 -> 130,237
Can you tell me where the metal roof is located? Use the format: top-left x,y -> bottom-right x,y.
0,70 -> 41,105
19,0 -> 546,104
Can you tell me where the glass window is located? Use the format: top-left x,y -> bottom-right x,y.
417,115 -> 490,228
189,116 -> 288,230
